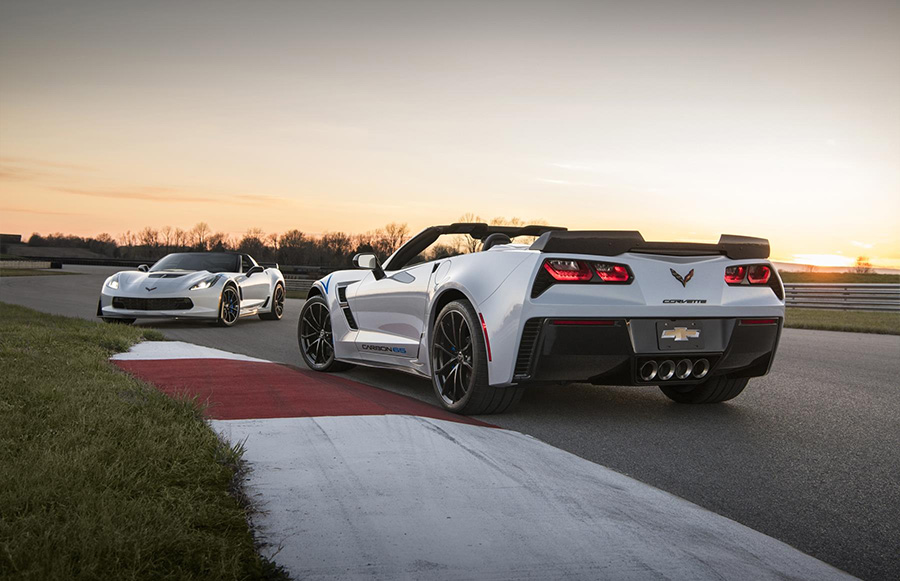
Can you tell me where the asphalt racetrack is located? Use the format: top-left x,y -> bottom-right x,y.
3,265 -> 899,581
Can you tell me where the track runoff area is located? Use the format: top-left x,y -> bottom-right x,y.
111,341 -> 854,581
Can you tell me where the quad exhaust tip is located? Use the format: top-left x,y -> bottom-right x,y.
639,360 -> 658,381
639,357 -> 712,381
657,360 -> 675,381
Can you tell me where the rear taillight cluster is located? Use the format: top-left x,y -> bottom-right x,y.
532,258 -> 634,298
543,259 -> 633,284
725,264 -> 771,286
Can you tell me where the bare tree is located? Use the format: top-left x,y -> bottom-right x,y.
852,256 -> 873,274
381,222 -> 410,254
160,225 -> 173,252
191,222 -> 211,250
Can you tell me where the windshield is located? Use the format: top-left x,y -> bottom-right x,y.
150,253 -> 240,273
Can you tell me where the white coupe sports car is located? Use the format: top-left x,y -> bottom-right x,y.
98,252 -> 285,326
298,223 -> 785,414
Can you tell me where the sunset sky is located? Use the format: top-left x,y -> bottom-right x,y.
1,0 -> 898,267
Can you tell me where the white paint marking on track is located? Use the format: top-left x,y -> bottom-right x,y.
212,415 -> 856,581
110,341 -> 269,363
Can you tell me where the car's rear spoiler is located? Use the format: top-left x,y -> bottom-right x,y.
529,231 -> 770,260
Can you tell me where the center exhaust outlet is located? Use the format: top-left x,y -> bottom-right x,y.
658,360 -> 675,381
692,358 -> 710,379
639,360 -> 658,381
675,359 -> 693,380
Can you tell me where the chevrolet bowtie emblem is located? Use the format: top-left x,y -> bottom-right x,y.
145,286 -> 157,291
661,327 -> 701,341
670,268 -> 694,287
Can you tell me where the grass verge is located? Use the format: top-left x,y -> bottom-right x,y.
0,302 -> 286,580
785,308 -> 900,335
0,268 -> 74,277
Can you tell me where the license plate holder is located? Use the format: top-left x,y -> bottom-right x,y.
656,320 -> 705,351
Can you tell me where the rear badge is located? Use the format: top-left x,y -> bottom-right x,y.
670,268 -> 694,287
657,320 -> 705,350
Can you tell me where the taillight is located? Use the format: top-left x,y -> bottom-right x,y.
543,259 -> 592,281
724,266 -> 746,284
747,265 -> 771,284
594,262 -> 632,283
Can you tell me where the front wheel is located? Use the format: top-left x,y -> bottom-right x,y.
298,296 -> 352,371
659,376 -> 750,404
430,300 -> 523,415
259,283 -> 285,320
217,285 -> 240,327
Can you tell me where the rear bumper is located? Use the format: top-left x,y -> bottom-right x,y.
512,317 -> 782,386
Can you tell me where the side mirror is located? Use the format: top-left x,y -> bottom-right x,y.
352,253 -> 385,280
246,265 -> 265,277
138,264 -> 149,272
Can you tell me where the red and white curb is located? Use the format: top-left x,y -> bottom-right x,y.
112,342 -> 856,581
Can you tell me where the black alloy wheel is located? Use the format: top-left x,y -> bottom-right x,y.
218,285 -> 240,327
430,300 -> 523,415
298,295 -> 351,371
260,283 -> 285,320
432,309 -> 475,407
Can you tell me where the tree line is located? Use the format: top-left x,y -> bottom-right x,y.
23,215 -> 544,267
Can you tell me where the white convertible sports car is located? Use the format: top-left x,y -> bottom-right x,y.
98,252 -> 285,326
298,223 -> 785,414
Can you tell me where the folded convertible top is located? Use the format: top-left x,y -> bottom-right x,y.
529,231 -> 770,260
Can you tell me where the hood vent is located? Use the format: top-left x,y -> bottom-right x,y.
148,273 -> 188,278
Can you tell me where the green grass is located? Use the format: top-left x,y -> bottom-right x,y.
785,307 -> 900,335
0,303 -> 286,580
779,271 -> 899,284
0,268 -> 74,277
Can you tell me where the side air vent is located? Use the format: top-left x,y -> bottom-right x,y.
342,307 -> 358,329
513,318 -> 544,378
336,285 -> 357,329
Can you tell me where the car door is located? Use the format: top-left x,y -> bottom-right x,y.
237,255 -> 269,308
349,261 -> 435,360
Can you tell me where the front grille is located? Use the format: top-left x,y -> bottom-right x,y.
514,318 -> 544,377
112,297 -> 194,310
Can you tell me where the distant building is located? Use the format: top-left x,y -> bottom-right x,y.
0,234 -> 22,245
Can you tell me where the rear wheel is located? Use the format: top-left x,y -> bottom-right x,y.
259,283 -> 285,320
431,300 -> 523,415
217,285 -> 240,327
660,376 -> 750,404
298,296 -> 353,371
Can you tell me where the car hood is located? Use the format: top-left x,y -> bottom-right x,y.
112,270 -> 219,294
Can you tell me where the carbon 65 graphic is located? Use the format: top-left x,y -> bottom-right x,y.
98,252 -> 286,327
298,223 -> 785,414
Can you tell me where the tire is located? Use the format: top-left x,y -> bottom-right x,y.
430,300 -> 523,415
259,283 -> 285,321
660,376 -> 750,404
298,295 -> 353,371
217,284 -> 241,327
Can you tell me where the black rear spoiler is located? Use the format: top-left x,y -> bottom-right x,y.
529,231 -> 769,260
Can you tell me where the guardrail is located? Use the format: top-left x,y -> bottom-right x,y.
284,277 -> 316,294
0,260 -> 52,269
784,283 -> 900,312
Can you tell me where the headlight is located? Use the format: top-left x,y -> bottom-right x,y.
107,274 -> 120,290
190,275 -> 221,291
